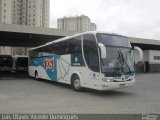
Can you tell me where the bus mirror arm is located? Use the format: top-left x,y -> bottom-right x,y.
133,46 -> 143,62
98,43 -> 106,59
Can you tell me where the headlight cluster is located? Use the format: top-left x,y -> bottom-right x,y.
102,78 -> 113,82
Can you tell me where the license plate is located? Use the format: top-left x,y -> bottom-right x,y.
119,84 -> 125,87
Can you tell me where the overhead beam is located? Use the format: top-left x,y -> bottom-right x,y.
0,23 -> 77,47
0,23 -> 77,36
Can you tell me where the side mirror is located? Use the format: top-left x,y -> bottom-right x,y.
98,43 -> 106,59
133,46 -> 143,62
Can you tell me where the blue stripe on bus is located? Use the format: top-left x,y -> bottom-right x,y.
32,55 -> 58,81
125,72 -> 135,79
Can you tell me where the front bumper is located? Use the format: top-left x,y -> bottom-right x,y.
98,78 -> 136,90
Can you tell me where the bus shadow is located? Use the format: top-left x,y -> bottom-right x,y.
36,78 -> 73,89
84,89 -> 134,97
34,79 -> 134,97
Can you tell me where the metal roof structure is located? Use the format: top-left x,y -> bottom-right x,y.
0,23 -> 76,47
128,37 -> 160,50
0,23 -> 160,50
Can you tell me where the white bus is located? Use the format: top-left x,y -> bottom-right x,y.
28,31 -> 143,91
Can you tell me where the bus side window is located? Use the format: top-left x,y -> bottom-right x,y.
68,36 -> 85,66
68,36 -> 82,54
83,34 -> 99,72
50,41 -> 69,55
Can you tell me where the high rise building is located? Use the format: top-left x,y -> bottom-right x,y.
90,22 -> 97,31
42,0 -> 50,27
0,0 -> 49,27
0,0 -> 12,24
0,0 -> 13,55
12,0 -> 49,27
57,15 -> 97,32
0,0 -> 50,56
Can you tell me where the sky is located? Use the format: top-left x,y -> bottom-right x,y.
49,0 -> 160,40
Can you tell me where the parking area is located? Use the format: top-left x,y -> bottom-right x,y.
0,72 -> 160,113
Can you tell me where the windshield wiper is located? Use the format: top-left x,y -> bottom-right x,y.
119,49 -> 132,73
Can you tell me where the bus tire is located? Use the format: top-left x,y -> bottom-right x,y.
35,71 -> 39,80
71,74 -> 83,92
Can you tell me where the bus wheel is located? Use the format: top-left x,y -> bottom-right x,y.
35,71 -> 39,80
71,75 -> 82,92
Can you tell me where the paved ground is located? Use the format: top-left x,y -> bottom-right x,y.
0,72 -> 160,113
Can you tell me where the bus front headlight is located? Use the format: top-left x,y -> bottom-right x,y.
102,78 -> 113,82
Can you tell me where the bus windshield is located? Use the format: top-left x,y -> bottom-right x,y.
17,58 -> 28,67
97,33 -> 131,47
97,33 -> 134,76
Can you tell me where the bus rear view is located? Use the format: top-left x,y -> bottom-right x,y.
0,55 -> 13,72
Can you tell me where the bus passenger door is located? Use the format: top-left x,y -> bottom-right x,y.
83,34 -> 100,88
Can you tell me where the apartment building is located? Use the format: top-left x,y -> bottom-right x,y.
0,0 -> 50,56
57,15 -> 97,32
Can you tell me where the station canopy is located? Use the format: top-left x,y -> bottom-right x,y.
1,23 -> 160,50
0,23 -> 75,47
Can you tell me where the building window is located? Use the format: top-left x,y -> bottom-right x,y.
154,56 -> 160,60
